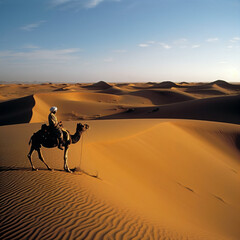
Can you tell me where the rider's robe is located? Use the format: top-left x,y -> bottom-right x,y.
48,113 -> 69,141
48,112 -> 62,138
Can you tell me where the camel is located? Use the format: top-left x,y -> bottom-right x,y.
28,123 -> 89,173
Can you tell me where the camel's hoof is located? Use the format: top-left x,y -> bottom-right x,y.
32,168 -> 38,171
65,169 -> 72,173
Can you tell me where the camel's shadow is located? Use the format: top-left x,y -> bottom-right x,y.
0,166 -> 76,172
0,167 -> 99,179
0,166 -> 33,172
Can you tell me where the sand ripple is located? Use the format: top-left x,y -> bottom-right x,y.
0,170 -> 206,240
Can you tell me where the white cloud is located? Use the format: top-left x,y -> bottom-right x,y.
138,41 -> 156,48
159,42 -> 172,49
50,0 -> 120,9
230,37 -> 240,43
191,45 -> 200,48
138,43 -> 150,48
20,21 -> 46,31
0,48 -> 81,62
206,38 -> 219,42
85,0 -> 103,8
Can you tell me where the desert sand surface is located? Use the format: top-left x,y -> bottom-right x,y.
0,80 -> 240,240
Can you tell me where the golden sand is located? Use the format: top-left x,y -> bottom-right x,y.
0,81 -> 240,239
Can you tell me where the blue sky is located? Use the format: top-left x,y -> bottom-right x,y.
0,0 -> 239,83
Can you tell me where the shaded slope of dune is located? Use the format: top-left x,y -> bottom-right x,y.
152,94 -> 240,124
185,88 -> 227,96
130,89 -> 195,105
211,80 -> 240,90
152,81 -> 178,88
82,81 -> 112,90
0,95 -> 35,126
181,80 -> 240,92
102,94 -> 240,124
131,81 -> 179,89
98,86 -> 126,95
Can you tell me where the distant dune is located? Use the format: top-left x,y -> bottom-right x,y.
153,81 -> 178,88
0,80 -> 239,126
82,81 -> 112,90
102,94 -> 240,124
211,80 -> 240,90
0,80 -> 240,240
130,89 -> 195,105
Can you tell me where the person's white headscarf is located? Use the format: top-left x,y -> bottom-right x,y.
50,106 -> 57,113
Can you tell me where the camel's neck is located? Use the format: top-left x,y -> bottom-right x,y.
70,131 -> 82,144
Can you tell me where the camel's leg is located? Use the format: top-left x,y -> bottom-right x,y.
64,147 -> 72,173
27,146 -> 38,171
37,148 -> 52,171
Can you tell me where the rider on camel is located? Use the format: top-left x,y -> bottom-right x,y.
48,106 -> 64,150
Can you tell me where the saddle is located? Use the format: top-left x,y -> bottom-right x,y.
41,124 -> 70,144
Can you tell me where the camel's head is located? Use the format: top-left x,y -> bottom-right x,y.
77,123 -> 89,132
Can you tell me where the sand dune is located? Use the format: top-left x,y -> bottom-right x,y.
0,81 -> 240,239
30,91 -> 151,123
102,94 -> 240,124
0,119 -> 240,239
151,81 -> 178,89
98,85 -> 125,95
83,81 -> 112,90
211,80 -> 240,90
129,89 -> 195,105
0,81 -> 239,126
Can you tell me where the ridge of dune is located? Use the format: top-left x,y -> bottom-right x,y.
155,81 -> 178,88
211,80 -> 240,90
130,89 -> 195,105
181,80 -> 240,93
0,119 -> 239,239
98,85 -> 126,95
185,88 -> 227,96
30,91 -> 152,123
102,94 -> 240,124
83,81 -> 112,90
53,86 -> 75,92
129,81 -> 178,89
30,91 -> 123,123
